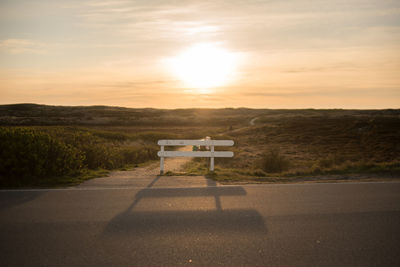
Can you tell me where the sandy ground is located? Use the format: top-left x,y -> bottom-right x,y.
78,146 -> 195,188
77,141 -> 399,187
127,145 -> 192,176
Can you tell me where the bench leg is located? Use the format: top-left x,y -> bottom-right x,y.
210,145 -> 214,171
160,145 -> 164,175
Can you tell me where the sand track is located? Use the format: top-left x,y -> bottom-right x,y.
114,145 -> 192,176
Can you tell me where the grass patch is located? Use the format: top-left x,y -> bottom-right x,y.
259,148 -> 290,173
1,105 -> 399,186
181,158 -> 400,184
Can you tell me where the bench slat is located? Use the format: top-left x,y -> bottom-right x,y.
157,151 -> 234,158
157,140 -> 234,146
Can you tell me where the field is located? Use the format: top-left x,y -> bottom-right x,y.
0,104 -> 399,186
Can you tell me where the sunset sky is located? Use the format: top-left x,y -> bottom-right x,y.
0,0 -> 399,108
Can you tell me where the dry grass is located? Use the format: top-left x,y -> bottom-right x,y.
1,104 -> 399,185
181,112 -> 400,182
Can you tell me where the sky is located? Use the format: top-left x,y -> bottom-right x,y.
0,0 -> 399,108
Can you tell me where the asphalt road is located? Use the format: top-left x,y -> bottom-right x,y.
1,176 -> 399,266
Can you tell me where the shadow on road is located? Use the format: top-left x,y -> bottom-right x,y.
0,191 -> 43,211
104,209 -> 266,234
103,176 -> 267,235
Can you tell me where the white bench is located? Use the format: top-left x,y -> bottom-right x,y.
157,139 -> 234,174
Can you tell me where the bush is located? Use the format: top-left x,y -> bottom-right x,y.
0,126 -> 165,186
57,131 -> 159,169
91,130 -> 128,142
317,154 -> 346,169
260,149 -> 290,173
134,132 -> 176,143
0,127 -> 84,185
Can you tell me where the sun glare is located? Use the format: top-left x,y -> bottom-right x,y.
169,43 -> 239,92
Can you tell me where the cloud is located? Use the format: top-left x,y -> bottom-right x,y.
281,63 -> 360,73
0,39 -> 46,54
65,0 -> 400,53
1,0 -> 399,108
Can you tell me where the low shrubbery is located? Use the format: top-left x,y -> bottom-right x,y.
194,113 -> 400,182
259,149 -> 290,173
51,129 -> 159,169
0,127 -> 160,187
309,159 -> 400,176
1,106 -> 399,186
0,128 -> 84,186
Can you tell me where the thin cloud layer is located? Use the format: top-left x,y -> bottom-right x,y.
0,0 -> 399,108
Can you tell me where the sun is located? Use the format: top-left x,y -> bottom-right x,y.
169,43 -> 238,92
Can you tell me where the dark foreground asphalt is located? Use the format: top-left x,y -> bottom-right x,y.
0,176 -> 399,266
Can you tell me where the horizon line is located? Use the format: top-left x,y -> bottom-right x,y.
0,103 -> 399,111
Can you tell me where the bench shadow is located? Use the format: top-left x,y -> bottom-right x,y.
104,209 -> 266,234
0,191 -> 43,211
103,176 -> 267,236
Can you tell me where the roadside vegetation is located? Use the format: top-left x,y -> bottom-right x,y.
0,127 -> 163,187
182,112 -> 400,183
0,104 -> 399,186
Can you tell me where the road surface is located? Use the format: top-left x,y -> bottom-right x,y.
1,175 -> 399,266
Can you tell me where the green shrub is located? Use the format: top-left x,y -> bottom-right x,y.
260,148 -> 290,173
0,127 -> 84,185
0,126 -> 178,186
134,132 -> 176,143
317,154 -> 346,169
253,170 -> 267,176
91,130 -> 128,142
38,127 -> 161,170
